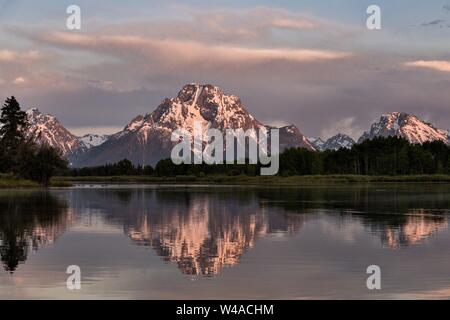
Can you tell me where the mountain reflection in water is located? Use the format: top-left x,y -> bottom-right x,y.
123,193 -> 304,276
0,185 -> 449,276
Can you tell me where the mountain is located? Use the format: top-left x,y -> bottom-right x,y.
278,125 -> 315,151
308,134 -> 355,151
76,84 -> 314,167
25,109 -> 109,164
322,134 -> 355,151
358,112 -> 449,144
26,108 -> 85,160
79,134 -> 109,149
308,137 -> 325,151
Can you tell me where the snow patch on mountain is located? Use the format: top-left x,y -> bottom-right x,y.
308,137 -> 325,150
322,134 -> 355,151
358,112 -> 449,144
79,134 -> 109,149
309,134 -> 355,151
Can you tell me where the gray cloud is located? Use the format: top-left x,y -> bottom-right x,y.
422,19 -> 446,27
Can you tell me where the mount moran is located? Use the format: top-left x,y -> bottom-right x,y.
26,84 -> 313,167
24,84 -> 450,167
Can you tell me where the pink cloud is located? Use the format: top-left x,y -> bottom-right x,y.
13,76 -> 26,85
405,60 -> 450,73
0,49 -> 44,62
36,31 -> 351,65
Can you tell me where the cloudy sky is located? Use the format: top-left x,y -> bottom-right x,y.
1,0 -> 450,138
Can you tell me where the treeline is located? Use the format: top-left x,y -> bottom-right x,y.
0,97 -> 67,186
69,159 -> 154,176
67,158 -> 260,177
280,137 -> 450,176
67,136 -> 450,177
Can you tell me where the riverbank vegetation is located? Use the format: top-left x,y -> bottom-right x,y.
54,174 -> 450,186
0,174 -> 39,188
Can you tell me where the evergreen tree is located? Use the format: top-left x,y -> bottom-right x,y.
396,146 -> 410,175
17,143 -> 68,187
0,97 -> 29,172
0,96 -> 28,149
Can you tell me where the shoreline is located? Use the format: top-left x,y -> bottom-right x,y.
52,174 -> 450,186
0,177 -> 70,189
4,174 -> 450,189
0,178 -> 39,189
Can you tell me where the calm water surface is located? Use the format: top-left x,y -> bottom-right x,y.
1,184 -> 450,299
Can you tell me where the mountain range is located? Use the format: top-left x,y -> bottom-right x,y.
309,134 -> 356,151
24,84 -> 450,167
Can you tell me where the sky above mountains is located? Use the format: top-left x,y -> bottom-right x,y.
1,0 -> 450,138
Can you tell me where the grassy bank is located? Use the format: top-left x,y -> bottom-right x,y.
0,175 -> 39,188
0,174 -> 73,188
3,174 -> 450,188
53,174 -> 450,186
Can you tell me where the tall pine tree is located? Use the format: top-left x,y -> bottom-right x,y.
0,96 -> 29,172
0,96 -> 28,149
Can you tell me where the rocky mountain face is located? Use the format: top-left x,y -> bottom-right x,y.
25,109 -> 108,164
308,137 -> 325,150
358,112 -> 449,144
278,125 -> 315,151
79,134 -> 109,149
26,108 -> 85,161
75,84 -> 314,167
322,134 -> 355,151
309,134 -> 355,151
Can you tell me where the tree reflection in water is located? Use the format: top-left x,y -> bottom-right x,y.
0,191 -> 71,273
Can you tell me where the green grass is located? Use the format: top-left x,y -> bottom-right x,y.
0,174 -> 73,188
0,174 -> 39,188
53,174 -> 450,186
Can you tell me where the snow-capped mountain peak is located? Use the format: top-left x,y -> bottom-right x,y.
322,134 -> 355,151
76,83 -> 314,167
358,112 -> 449,144
121,83 -> 308,142
26,108 -> 84,158
148,83 -> 262,134
308,137 -> 325,150
79,134 -> 109,149
309,134 -> 355,151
